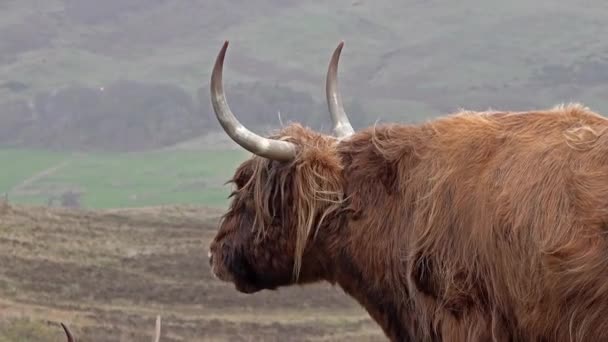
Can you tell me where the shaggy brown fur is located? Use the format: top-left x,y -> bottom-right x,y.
208,103 -> 608,341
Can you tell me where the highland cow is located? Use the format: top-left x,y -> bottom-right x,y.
207,41 -> 608,341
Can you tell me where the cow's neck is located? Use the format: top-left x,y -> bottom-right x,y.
328,220 -> 416,342
327,135 -> 422,341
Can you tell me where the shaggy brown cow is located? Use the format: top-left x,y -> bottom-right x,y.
207,41 -> 608,341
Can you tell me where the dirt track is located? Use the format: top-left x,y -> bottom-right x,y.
0,203 -> 382,341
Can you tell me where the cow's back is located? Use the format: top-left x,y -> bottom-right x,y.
401,103 -> 608,341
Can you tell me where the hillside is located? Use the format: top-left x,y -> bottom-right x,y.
0,202 -> 382,341
3,0 -> 608,152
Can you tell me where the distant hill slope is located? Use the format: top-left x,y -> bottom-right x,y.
2,0 -> 608,150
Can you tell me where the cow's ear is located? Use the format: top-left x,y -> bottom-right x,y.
339,125 -> 420,220
341,158 -> 399,220
338,140 -> 396,220
379,158 -> 400,193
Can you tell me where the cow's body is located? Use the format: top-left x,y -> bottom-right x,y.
331,104 -> 608,341
207,41 -> 608,342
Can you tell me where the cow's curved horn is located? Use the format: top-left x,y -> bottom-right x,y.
326,41 -> 355,138
211,41 -> 297,161
61,323 -> 74,342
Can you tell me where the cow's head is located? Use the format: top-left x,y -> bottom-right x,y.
208,41 -> 354,293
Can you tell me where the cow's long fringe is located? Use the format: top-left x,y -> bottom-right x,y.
238,124 -> 345,279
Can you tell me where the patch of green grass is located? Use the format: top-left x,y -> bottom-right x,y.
1,148 -> 249,209
0,148 -> 68,193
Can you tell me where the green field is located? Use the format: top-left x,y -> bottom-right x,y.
0,148 -> 249,209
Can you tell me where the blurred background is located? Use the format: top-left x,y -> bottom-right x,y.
1,0 -> 607,340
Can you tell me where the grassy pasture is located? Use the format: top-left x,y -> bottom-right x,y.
0,148 -> 249,209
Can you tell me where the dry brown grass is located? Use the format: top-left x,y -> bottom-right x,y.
0,203 -> 382,341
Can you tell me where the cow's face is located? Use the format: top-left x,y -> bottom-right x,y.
209,127 -> 345,293
207,40 -> 353,293
209,157 -> 296,293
